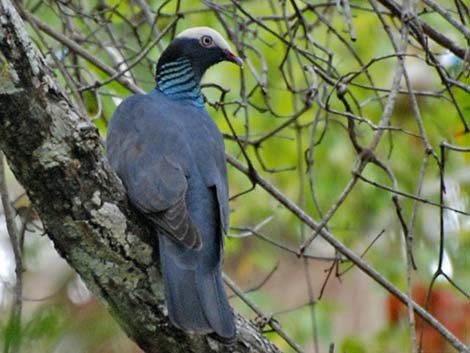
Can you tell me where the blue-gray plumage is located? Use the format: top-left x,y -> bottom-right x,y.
106,27 -> 242,340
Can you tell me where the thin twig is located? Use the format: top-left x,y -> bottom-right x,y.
223,274 -> 306,353
19,8 -> 144,94
0,152 -> 23,353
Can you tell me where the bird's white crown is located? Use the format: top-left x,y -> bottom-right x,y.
176,27 -> 233,52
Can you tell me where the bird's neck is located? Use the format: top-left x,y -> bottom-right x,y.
156,58 -> 204,107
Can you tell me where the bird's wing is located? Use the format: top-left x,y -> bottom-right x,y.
214,162 -> 229,235
191,109 -> 230,236
106,95 -> 202,249
126,154 -> 202,250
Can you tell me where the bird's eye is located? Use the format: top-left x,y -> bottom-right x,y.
200,35 -> 213,47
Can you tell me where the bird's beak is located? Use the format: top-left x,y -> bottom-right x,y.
224,49 -> 243,68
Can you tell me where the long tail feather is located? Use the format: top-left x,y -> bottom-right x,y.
159,236 -> 236,339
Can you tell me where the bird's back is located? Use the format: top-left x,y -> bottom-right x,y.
106,89 -> 235,339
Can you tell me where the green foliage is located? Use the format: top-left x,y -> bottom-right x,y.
340,336 -> 367,353
2,314 -> 22,353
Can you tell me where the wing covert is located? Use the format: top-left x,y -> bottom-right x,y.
106,96 -> 202,249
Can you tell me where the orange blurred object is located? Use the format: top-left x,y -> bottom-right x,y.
387,283 -> 470,353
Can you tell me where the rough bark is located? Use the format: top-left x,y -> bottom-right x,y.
0,1 -> 281,352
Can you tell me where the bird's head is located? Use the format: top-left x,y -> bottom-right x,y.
156,27 -> 243,82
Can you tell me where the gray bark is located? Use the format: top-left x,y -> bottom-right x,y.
0,1 -> 281,352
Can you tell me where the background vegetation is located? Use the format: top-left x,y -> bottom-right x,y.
1,0 -> 469,352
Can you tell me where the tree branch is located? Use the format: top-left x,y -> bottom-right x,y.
0,1 -> 281,352
376,0 -> 469,61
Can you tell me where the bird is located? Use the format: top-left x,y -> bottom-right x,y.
106,27 -> 242,341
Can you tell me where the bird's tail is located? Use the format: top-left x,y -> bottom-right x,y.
158,236 -> 236,340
